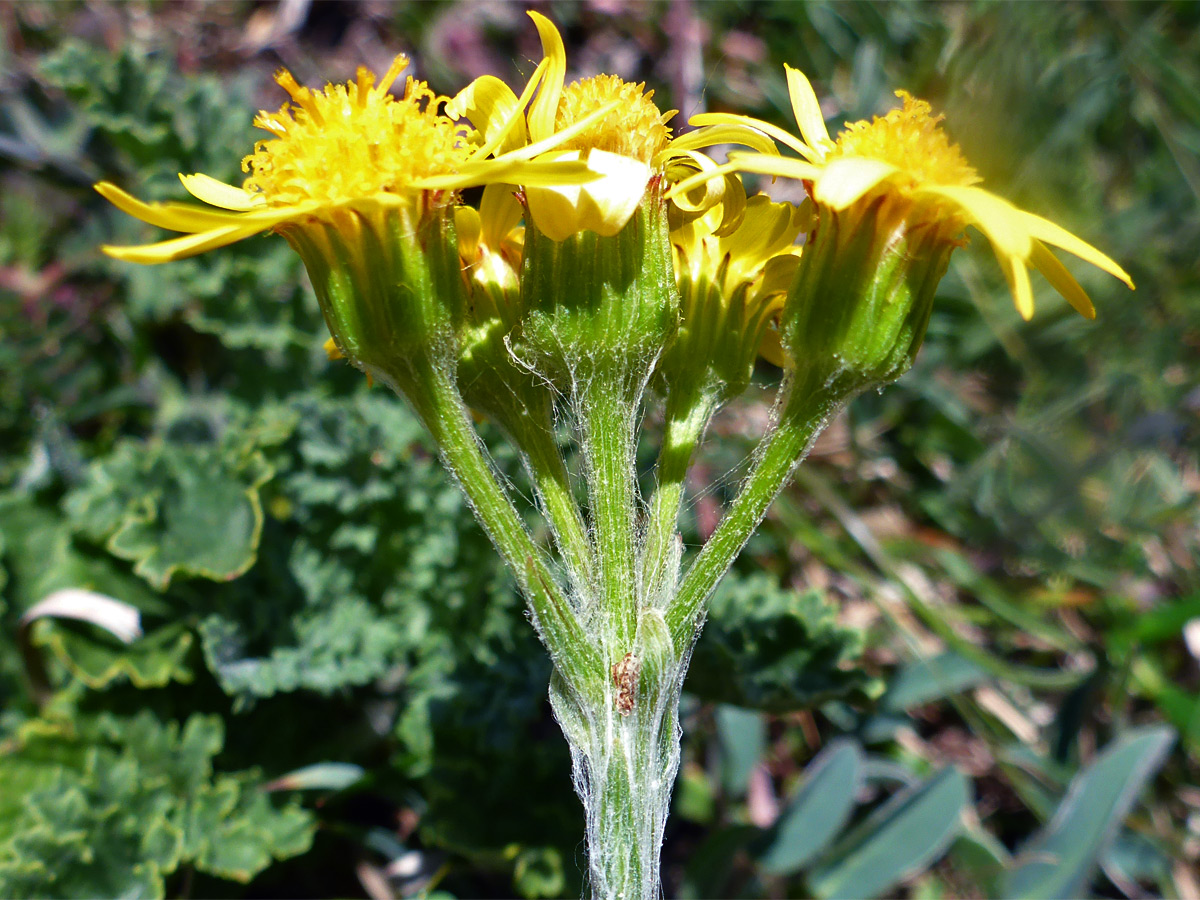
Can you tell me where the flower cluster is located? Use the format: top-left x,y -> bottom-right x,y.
100,14 -> 1131,399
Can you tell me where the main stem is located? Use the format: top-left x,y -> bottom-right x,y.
552,607 -> 685,900
665,367 -> 852,649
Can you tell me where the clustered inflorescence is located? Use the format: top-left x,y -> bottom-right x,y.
95,13 -> 1134,900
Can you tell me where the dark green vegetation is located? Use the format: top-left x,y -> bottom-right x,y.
1,2 -> 1197,897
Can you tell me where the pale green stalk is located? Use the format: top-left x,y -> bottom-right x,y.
665,366 -> 854,649
641,385 -> 719,607
396,354 -> 602,705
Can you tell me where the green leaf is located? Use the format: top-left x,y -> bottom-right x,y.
882,652 -> 991,712
1002,726 -> 1175,899
65,439 -> 273,590
807,767 -> 970,900
946,828 -> 1012,898
0,495 -> 164,617
0,712 -> 314,898
716,705 -> 766,795
28,619 -> 192,690
512,846 -> 565,900
688,572 -> 878,711
758,739 -> 863,876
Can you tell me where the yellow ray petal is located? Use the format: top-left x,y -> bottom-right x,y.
525,149 -> 651,241
455,206 -> 482,261
497,99 -> 622,163
921,185 -> 1032,260
1017,210 -> 1134,289
102,223 -> 267,264
784,65 -> 831,150
95,182 -> 250,233
412,156 -> 598,190
688,112 -> 813,159
479,182 -> 524,249
527,11 -> 566,144
179,173 -> 263,211
998,249 -> 1035,320
724,151 -> 824,183
1029,240 -> 1096,319
811,157 -> 897,210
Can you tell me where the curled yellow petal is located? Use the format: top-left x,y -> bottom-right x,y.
527,11 -> 565,144
758,324 -> 791,368
668,124 -> 779,158
179,173 -> 263,211
665,150 -> 728,215
689,112 -> 813,160
450,74 -> 528,158
757,252 -> 801,297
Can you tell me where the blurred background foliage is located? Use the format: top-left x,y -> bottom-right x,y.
0,1 -> 1197,897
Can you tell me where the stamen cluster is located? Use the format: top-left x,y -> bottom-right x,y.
242,56 -> 471,208
829,92 -> 980,189
554,75 -> 675,164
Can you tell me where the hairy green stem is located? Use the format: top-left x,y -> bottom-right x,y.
550,608 -> 684,900
665,367 -> 852,649
400,354 -> 602,703
577,374 -> 642,649
641,386 -> 719,607
496,389 -> 595,592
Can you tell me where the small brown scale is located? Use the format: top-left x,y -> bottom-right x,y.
611,652 -> 640,716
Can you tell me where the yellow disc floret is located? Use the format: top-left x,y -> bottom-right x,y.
242,55 -> 472,208
829,91 -> 980,189
554,75 -> 675,164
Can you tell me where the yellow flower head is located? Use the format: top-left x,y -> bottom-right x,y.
676,66 -> 1134,320
666,180 -> 807,384
97,55 -> 594,264
453,12 -> 770,242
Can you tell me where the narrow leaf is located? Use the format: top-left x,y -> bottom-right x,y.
758,739 -> 862,875
808,767 -> 970,900
1003,726 -> 1175,899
